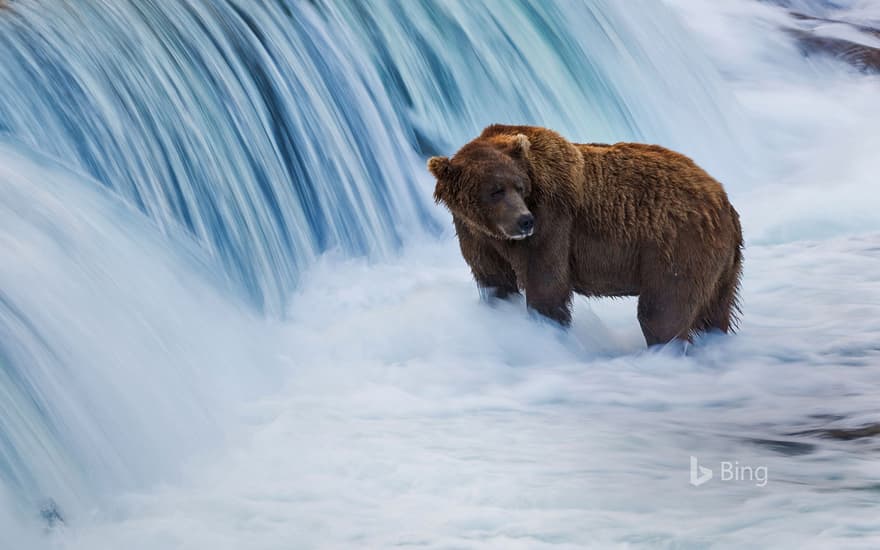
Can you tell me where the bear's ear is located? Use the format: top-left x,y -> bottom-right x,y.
427,156 -> 451,179
509,134 -> 530,158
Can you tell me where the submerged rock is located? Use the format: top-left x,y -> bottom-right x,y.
792,423 -> 880,441
39,499 -> 64,530
788,11 -> 880,73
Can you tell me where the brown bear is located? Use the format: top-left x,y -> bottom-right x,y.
428,124 -> 743,346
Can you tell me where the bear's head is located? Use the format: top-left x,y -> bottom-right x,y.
428,134 -> 534,240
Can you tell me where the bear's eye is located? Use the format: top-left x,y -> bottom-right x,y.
490,188 -> 505,199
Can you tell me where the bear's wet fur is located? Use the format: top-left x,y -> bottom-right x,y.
428,124 -> 743,346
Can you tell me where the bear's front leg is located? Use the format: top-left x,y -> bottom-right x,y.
454,218 -> 520,300
525,266 -> 573,326
523,219 -> 573,326
474,261 -> 519,301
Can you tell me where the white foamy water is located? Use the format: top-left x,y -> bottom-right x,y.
3,1 -> 880,548
46,232 -> 880,549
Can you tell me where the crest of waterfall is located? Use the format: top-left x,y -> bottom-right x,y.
318,0 -> 751,177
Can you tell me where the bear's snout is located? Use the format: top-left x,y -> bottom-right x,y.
517,213 -> 534,235
502,211 -> 534,240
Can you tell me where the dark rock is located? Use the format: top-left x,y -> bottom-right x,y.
745,437 -> 817,456
39,499 -> 64,529
790,422 -> 880,441
786,12 -> 880,73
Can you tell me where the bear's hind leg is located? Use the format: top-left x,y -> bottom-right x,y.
691,248 -> 743,335
637,287 -> 702,347
692,296 -> 732,335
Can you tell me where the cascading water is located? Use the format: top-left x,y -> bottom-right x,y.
0,0 -> 432,313
0,138 -> 280,530
2,0 -> 879,547
0,0 -> 748,311
319,0 -> 752,176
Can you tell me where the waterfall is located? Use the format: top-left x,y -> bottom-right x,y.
0,0 -> 431,313
0,0 -> 748,312
0,138 -> 278,526
0,0 -> 752,537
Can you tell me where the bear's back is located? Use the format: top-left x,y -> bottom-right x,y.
575,141 -> 738,249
